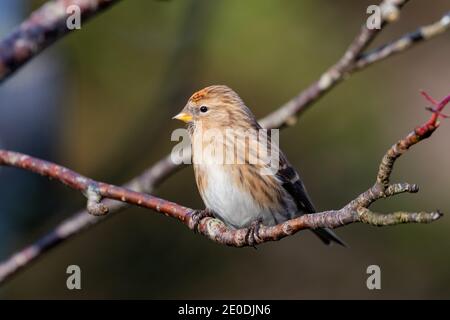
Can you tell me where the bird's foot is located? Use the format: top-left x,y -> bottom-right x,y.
246,218 -> 263,248
189,208 -> 214,232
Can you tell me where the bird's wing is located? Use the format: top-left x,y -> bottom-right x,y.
276,152 -> 347,246
276,153 -> 316,214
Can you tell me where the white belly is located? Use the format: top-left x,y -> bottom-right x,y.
198,164 -> 287,228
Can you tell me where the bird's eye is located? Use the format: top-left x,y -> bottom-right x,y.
200,106 -> 208,113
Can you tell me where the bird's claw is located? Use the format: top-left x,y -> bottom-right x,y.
189,209 -> 213,232
246,218 -> 263,248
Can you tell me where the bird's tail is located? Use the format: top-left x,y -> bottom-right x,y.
312,228 -> 347,247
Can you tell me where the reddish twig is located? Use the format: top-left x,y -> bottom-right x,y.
421,91 -> 450,126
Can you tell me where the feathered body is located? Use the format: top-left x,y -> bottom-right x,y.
175,85 -> 344,245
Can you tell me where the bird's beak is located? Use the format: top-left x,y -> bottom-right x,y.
172,112 -> 193,123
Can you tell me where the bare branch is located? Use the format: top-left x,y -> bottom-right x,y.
260,1 -> 450,129
0,155 -> 179,284
0,92 -> 447,279
0,0 -> 121,82
177,92 -> 449,245
356,11 -> 450,70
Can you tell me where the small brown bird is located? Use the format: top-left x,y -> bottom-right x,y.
173,85 -> 344,246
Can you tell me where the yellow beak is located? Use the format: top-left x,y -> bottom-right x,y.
172,112 -> 193,123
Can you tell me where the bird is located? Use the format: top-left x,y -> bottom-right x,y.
173,85 -> 345,246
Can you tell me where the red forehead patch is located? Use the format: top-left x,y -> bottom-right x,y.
190,89 -> 208,102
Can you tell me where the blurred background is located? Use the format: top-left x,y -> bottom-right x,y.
0,0 -> 449,299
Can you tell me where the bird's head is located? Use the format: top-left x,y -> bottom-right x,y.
173,85 -> 258,130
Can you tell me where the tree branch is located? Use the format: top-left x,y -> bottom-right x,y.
0,155 -> 179,284
259,1 -> 450,129
0,0 -> 449,284
0,92 -> 448,283
356,11 -> 450,70
0,0 -> 121,82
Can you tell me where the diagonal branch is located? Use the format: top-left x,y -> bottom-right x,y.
0,92 -> 447,281
259,1 -> 450,129
0,155 -> 180,284
0,0 -> 121,82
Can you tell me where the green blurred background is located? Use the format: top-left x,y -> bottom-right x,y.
0,0 -> 449,299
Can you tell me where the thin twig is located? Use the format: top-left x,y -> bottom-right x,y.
356,11 -> 450,70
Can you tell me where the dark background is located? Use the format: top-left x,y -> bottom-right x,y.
0,0 -> 449,299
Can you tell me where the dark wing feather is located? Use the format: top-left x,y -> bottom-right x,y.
276,154 -> 347,247
276,154 -> 316,214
